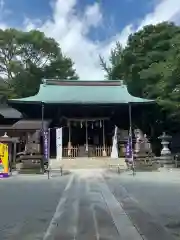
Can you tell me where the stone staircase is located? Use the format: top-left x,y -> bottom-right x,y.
49,157 -> 126,170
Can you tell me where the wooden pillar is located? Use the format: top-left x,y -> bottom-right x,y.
40,102 -> 45,173
128,103 -> 134,166
102,120 -> 107,157
68,121 -> 72,157
85,120 -> 88,152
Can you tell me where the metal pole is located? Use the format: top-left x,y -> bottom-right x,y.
41,102 -> 45,173
128,104 -> 135,174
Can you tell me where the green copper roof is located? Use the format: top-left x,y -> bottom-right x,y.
9,80 -> 154,104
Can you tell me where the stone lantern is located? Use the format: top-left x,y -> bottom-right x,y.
158,132 -> 173,167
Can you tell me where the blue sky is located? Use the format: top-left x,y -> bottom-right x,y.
0,0 -> 180,79
2,0 -> 155,38
1,0 -> 52,26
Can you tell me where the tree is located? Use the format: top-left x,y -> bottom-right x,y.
100,42 -> 123,80
101,22 -> 180,151
0,29 -> 78,98
101,22 -> 180,117
121,22 -> 180,99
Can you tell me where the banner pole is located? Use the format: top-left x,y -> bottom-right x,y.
128,104 -> 135,173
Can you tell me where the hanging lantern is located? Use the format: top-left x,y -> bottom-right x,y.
91,121 -> 94,129
81,121 -> 83,128
100,120 -> 102,128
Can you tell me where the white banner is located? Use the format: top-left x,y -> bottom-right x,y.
111,126 -> 119,159
56,128 -> 63,161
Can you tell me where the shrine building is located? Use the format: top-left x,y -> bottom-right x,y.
8,79 -> 155,159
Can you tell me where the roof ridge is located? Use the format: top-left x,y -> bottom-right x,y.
42,79 -> 124,86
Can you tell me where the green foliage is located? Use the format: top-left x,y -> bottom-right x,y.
100,42 -> 124,80
101,22 -> 180,133
0,28 -> 78,98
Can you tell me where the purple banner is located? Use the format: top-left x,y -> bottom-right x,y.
43,130 -> 49,162
0,173 -> 9,178
125,137 -> 133,161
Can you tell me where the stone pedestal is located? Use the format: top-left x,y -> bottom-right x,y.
133,129 -> 158,170
158,132 -> 174,168
134,130 -> 152,157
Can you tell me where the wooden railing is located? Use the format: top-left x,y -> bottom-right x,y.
62,145 -> 114,158
63,147 -> 79,158
95,146 -> 112,157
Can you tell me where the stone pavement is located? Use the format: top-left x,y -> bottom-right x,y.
105,170 -> 179,240
1,169 -> 179,239
43,169 -> 143,240
49,157 -> 127,170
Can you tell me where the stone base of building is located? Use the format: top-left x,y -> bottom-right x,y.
49,157 -> 126,170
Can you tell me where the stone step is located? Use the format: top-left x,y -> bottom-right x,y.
49,158 -> 126,170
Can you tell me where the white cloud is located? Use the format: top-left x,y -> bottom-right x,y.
84,2 -> 103,28
24,0 -> 134,80
138,0 -> 180,29
2,0 -> 180,80
0,22 -> 7,30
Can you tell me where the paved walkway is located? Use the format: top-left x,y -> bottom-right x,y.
43,169 -> 143,240
1,169 -> 179,239
105,171 -> 176,240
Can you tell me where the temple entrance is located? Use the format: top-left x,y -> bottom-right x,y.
62,118 -> 115,158
48,117 -> 129,159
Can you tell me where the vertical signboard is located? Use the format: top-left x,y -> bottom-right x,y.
56,128 -> 62,161
0,143 -> 9,178
125,137 -> 132,160
43,130 -> 49,162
